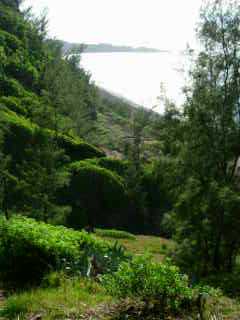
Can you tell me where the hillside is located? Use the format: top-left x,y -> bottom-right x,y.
0,0 -> 163,233
0,1 -> 132,229
1,1 -> 240,319
94,89 -> 148,154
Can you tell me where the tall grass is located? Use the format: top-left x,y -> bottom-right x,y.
95,228 -> 136,240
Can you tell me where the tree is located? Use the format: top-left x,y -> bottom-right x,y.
0,129 -> 9,219
174,0 -> 240,276
0,0 -> 21,10
123,107 -> 156,233
16,129 -> 70,223
0,128 -> 18,219
154,85 -> 184,157
40,40 -> 98,138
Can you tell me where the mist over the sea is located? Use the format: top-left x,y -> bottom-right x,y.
81,51 -> 187,112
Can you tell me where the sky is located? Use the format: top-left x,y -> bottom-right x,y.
21,0 -> 203,51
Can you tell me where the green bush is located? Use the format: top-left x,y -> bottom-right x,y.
0,77 -> 25,97
0,5 -> 26,40
0,216 -> 128,286
0,96 -> 27,115
95,228 -> 136,240
55,133 -> 104,161
0,109 -> 103,165
65,161 -> 130,230
86,158 -> 129,176
0,29 -> 22,54
6,57 -> 39,89
41,271 -> 64,288
102,256 -> 193,315
0,109 -> 35,166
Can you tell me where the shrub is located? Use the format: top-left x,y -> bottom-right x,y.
0,294 -> 29,320
41,271 -> 64,288
102,256 -> 194,316
0,4 -> 26,40
95,228 -> 136,240
0,77 -> 25,97
0,109 -> 103,165
6,58 -> 40,89
65,161 -> 130,230
55,133 -> 104,161
0,96 -> 27,115
0,216 -> 128,286
0,29 -> 22,54
86,157 -> 129,177
0,109 -> 35,165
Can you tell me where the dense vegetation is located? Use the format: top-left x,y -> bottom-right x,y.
0,216 -> 128,286
1,0 -> 240,319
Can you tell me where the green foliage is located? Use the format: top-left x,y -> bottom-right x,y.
0,4 -> 46,92
0,109 -> 103,163
41,271 -> 65,289
95,228 -> 136,240
41,39 -> 98,138
0,294 -> 29,320
102,255 -> 193,316
0,128 -> 12,219
201,271 -> 240,298
0,29 -> 22,54
14,128 -> 70,221
0,216 -> 127,286
140,159 -> 179,236
1,277 -> 111,320
65,161 -> 130,230
0,96 -> 27,115
0,77 -> 25,97
0,5 -> 25,41
171,0 -> 240,277
86,157 -> 129,177
56,133 -> 104,161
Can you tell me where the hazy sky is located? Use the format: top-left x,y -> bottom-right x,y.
21,0 -> 203,50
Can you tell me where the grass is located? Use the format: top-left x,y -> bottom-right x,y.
2,229 -> 240,320
216,297 -> 240,320
96,231 -> 240,319
95,228 -> 136,240
2,277 -> 240,320
0,277 -> 113,320
97,233 -> 175,262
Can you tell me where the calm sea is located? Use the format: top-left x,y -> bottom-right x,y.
80,52 -> 187,112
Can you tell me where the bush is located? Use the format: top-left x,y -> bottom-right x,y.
55,133 -> 104,161
41,271 -> 64,288
65,161 -> 130,230
86,157 -> 129,177
0,216 -> 128,286
0,96 -> 27,115
95,228 -> 136,240
0,29 -> 22,54
0,109 -> 104,165
102,256 -> 194,316
6,57 -> 39,89
0,109 -> 35,165
0,4 -> 26,40
0,77 -> 25,97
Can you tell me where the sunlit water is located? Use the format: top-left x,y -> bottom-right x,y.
80,52 -> 188,112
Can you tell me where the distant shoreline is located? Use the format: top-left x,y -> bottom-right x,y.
82,50 -> 170,54
63,41 -> 169,54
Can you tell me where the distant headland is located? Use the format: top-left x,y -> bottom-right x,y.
63,42 -> 168,53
